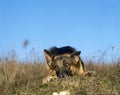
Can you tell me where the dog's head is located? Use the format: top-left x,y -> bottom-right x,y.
44,49 -> 81,78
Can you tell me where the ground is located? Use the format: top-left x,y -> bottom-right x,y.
0,59 -> 120,95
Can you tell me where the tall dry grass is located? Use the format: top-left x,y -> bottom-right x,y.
0,54 -> 48,94
0,50 -> 120,95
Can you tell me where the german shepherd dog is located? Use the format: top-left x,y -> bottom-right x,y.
43,46 -> 86,83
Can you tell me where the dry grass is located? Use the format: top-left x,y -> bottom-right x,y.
0,54 -> 120,95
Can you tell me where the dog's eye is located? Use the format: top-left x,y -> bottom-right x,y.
65,64 -> 70,69
54,65 -> 59,69
66,64 -> 69,67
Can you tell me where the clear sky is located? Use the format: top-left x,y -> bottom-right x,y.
0,0 -> 120,61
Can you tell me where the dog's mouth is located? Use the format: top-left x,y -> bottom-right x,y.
56,69 -> 72,78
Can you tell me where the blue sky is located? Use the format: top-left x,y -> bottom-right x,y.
0,0 -> 120,61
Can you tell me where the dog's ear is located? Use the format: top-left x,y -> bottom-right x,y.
71,51 -> 81,57
71,51 -> 81,63
44,49 -> 53,61
44,49 -> 54,69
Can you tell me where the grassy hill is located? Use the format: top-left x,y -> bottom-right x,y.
0,55 -> 120,95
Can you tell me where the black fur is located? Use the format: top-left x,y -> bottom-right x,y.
48,46 -> 76,56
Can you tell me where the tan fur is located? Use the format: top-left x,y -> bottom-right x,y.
70,65 -> 84,75
42,75 -> 57,83
54,54 -> 71,60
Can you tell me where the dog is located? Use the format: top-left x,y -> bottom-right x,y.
43,46 -> 85,83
